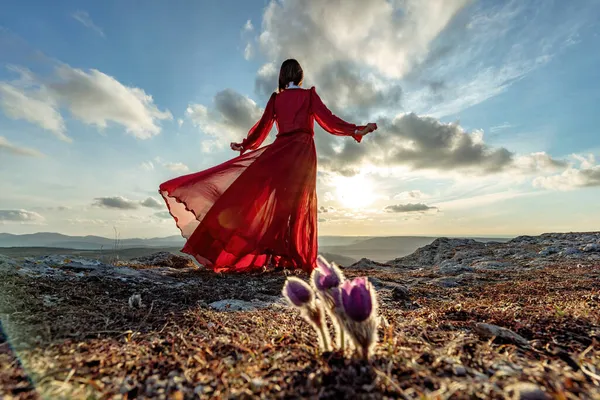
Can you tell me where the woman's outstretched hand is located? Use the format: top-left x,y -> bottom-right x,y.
356,123 -> 378,136
230,142 -> 243,152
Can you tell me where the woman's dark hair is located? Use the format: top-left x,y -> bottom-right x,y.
278,59 -> 303,93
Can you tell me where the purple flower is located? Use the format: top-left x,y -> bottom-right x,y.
341,278 -> 373,322
312,255 -> 343,291
282,277 -> 313,307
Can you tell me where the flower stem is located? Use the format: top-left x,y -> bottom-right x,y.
318,324 -> 330,352
338,319 -> 345,353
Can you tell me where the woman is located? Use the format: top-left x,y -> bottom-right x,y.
159,59 -> 377,273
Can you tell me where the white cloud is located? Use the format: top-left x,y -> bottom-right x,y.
513,152 -> 567,174
255,0 -> 469,80
244,43 -> 253,61
186,89 -> 263,148
393,190 -> 430,201
163,162 -> 190,173
489,122 -> 514,133
402,0 -> 594,118
71,10 -> 105,37
0,65 -> 172,141
385,203 -> 438,213
0,81 -> 70,142
66,218 -> 107,226
154,211 -> 172,220
435,190 -> 538,211
49,65 -> 172,139
92,196 -> 168,210
145,158 -> 190,173
254,62 -> 278,99
140,197 -> 163,209
319,113 -> 515,176
533,154 -> 600,191
140,161 -> 155,171
0,209 -> 45,224
0,136 -> 43,157
92,196 -> 140,210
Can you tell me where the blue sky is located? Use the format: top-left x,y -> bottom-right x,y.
1,0 -> 599,238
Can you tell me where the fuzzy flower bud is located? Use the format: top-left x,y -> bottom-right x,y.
310,255 -> 350,351
282,277 -> 330,352
313,255 -> 343,291
341,278 -> 373,322
340,277 -> 380,359
283,277 -> 313,307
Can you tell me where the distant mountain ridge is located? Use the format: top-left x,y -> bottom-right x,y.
0,233 -> 512,262
0,232 -> 185,250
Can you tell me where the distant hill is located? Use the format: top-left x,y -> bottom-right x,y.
319,236 -> 512,263
0,232 -> 512,263
0,232 -> 184,250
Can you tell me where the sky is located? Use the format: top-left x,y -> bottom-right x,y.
1,0 -> 600,239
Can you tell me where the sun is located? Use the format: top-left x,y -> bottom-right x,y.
332,174 -> 377,209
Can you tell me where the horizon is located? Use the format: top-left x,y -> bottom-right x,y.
2,1 -> 600,238
4,229 -> 593,241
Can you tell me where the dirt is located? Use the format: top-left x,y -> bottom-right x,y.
0,258 -> 599,399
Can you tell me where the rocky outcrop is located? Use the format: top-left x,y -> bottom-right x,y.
386,232 -> 600,272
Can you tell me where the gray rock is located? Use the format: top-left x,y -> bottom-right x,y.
388,237 -> 481,268
368,278 -> 410,300
431,277 -> 461,288
474,323 -> 529,347
452,365 -> 467,377
0,254 -> 17,266
390,284 -> 411,301
472,260 -> 512,270
560,247 -> 580,256
505,382 -> 550,400
208,298 -> 279,312
538,247 -> 558,256
581,243 -> 600,252
438,260 -> 474,275
347,258 -> 392,270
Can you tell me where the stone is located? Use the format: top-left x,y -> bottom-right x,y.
560,247 -> 580,256
388,237 -> 480,268
471,260 -> 512,270
390,284 -> 411,301
581,243 -> 600,253
474,323 -> 529,347
505,382 -> 550,400
347,258 -> 392,270
438,260 -> 474,275
208,299 -> 277,312
538,247 -> 558,256
431,277 -> 460,288
452,365 -> 467,377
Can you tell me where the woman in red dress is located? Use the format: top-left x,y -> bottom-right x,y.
159,59 -> 377,273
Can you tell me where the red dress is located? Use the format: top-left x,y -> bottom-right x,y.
159,86 -> 367,273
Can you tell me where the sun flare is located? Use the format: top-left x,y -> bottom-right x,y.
332,174 -> 377,209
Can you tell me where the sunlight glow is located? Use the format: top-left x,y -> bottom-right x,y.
332,174 -> 378,209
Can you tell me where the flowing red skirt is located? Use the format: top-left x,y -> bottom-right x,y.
159,131 -> 317,273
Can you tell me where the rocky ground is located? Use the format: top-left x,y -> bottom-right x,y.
0,233 -> 599,399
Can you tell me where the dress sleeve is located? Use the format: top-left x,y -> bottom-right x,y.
310,87 -> 366,143
241,93 -> 276,153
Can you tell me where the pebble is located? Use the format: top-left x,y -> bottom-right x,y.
452,365 -> 467,376
506,382 -> 550,400
208,299 -> 276,312
474,323 -> 529,347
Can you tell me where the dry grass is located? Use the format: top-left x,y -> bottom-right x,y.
0,260 -> 598,399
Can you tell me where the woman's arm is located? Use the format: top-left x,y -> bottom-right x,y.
310,87 -> 376,143
235,93 -> 276,154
